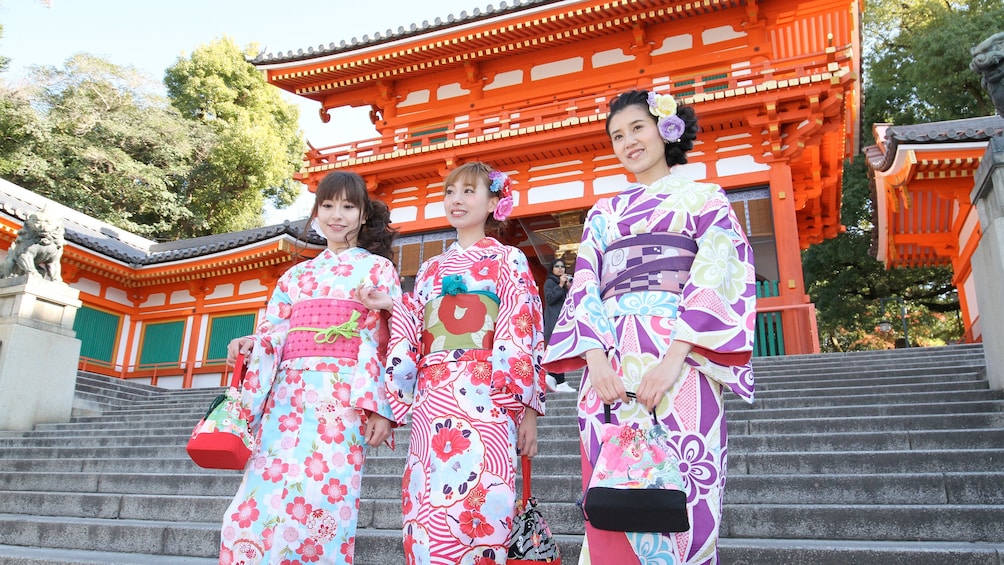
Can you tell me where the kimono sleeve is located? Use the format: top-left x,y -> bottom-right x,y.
241,267 -> 294,436
542,202 -> 619,373
384,261 -> 429,424
351,257 -> 402,421
673,186 -> 757,402
491,247 -> 546,416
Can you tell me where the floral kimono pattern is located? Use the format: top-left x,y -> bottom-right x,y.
385,237 -> 547,565
543,174 -> 756,565
219,247 -> 401,565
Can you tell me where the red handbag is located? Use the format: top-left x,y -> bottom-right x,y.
186,353 -> 254,470
506,455 -> 562,564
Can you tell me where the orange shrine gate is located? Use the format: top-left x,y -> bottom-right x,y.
1,0 -> 862,387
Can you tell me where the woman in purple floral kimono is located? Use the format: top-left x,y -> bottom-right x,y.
543,90 -> 756,564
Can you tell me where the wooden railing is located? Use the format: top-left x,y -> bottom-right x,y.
304,45 -> 853,171
78,357 -> 234,387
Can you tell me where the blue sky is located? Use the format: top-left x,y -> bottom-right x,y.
0,0 -> 480,220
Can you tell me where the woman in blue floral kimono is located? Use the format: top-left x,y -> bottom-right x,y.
543,90 -> 757,564
219,172 -> 401,565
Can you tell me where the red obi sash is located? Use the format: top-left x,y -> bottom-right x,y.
421,292 -> 499,355
600,232 -> 697,300
284,299 -> 366,360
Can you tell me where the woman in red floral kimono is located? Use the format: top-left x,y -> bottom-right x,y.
365,162 -> 547,565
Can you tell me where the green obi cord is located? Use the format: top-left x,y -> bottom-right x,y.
422,274 -> 500,353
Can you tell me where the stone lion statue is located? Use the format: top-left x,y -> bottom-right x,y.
0,212 -> 65,282
971,32 -> 1004,118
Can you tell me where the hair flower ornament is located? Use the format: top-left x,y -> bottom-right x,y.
647,91 -> 685,143
488,170 -> 514,221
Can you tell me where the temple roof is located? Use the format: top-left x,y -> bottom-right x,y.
866,116 -> 1004,172
251,0 -> 560,65
0,178 -> 323,266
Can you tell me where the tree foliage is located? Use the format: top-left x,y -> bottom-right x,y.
164,37 -> 303,235
802,0 -> 1000,350
801,158 -> 961,350
4,55 -> 194,237
863,0 -> 1003,126
0,37 -> 304,239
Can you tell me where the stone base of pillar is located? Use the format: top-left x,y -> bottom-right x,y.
0,274 -> 82,431
971,135 -> 1004,390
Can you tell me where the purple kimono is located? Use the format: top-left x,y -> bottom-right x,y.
543,173 -> 756,564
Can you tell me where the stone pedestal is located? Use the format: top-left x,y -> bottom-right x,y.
971,135 -> 1004,390
0,274 -> 82,431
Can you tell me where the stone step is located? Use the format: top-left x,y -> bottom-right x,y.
12,408 -> 1002,442
3,470 -> 1001,507
717,538 -> 1004,565
39,392 -> 1004,431
0,544 -> 217,565
737,449 -> 1004,474
3,428 -> 1001,457
0,344 -> 997,564
742,411 -> 1004,434
4,523 -> 1004,565
64,377 -> 1000,417
1,493 -> 1002,545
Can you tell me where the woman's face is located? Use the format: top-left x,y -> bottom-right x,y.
443,176 -> 498,231
608,104 -> 670,185
552,262 -> 566,276
315,197 -> 362,251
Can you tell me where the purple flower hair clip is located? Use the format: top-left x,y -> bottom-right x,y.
488,170 -> 514,221
647,92 -> 684,143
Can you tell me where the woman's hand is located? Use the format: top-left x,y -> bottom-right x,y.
636,341 -> 692,411
226,336 -> 254,366
363,412 -> 393,446
585,349 -> 629,405
517,407 -> 539,458
357,281 -> 392,311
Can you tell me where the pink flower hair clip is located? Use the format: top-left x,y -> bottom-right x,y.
488,170 -> 514,221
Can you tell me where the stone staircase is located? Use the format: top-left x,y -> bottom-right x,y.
0,344 -> 1001,564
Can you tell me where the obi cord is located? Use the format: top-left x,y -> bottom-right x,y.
289,309 -> 362,343
440,273 -> 501,304
283,299 -> 367,360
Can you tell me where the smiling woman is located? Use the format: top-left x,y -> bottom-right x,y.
543,89 -> 757,565
378,161 -> 548,565
217,170 -> 402,565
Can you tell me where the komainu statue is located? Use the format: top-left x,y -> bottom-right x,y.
0,212 -> 65,282
971,32 -> 1004,118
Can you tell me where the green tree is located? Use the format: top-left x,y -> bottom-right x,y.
164,37 -> 304,235
802,158 -> 960,351
8,54 -> 195,238
802,0 -> 999,350
863,0 -> 1003,125
0,84 -> 50,181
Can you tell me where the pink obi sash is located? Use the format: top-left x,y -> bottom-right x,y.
600,232 -> 697,300
284,299 -> 366,360
421,292 -> 499,355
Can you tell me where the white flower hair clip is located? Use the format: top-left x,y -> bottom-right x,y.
647,92 -> 685,143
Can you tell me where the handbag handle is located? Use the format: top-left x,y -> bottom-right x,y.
602,391 -> 659,425
229,352 -> 247,389
520,454 -> 533,506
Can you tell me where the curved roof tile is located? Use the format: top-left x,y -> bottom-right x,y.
250,0 -> 559,65
0,178 -> 323,266
871,116 -> 1004,172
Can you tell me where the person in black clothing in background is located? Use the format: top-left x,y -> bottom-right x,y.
543,258 -> 575,392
